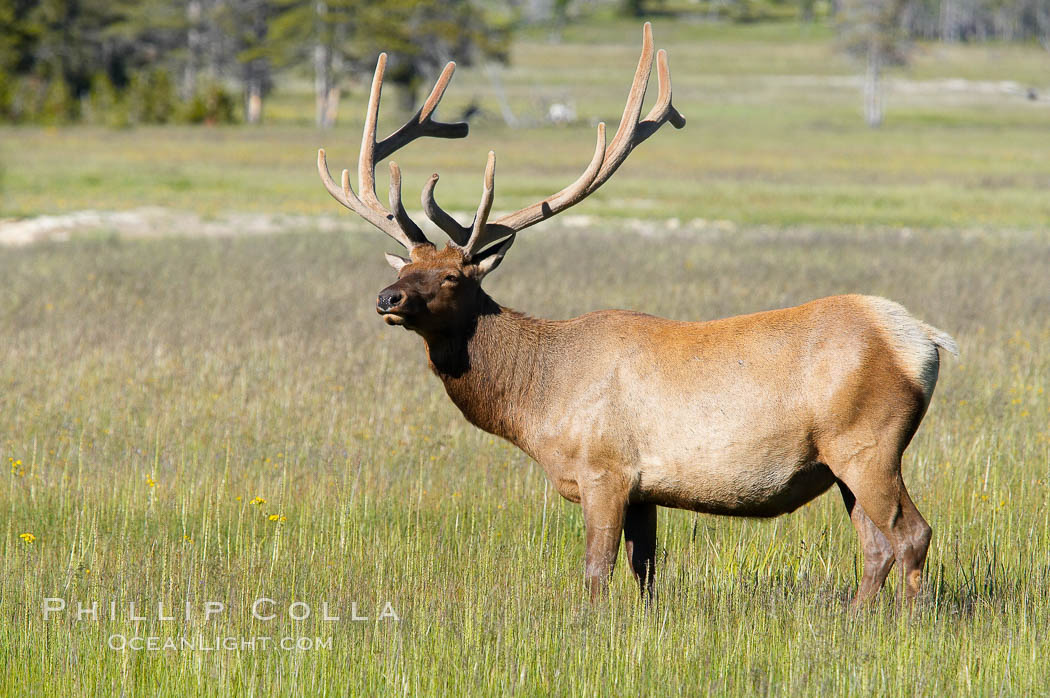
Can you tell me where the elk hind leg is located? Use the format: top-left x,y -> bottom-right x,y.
836,453 -> 931,603
837,480 -> 895,605
894,482 -> 932,600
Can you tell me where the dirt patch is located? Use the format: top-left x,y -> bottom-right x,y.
0,208 -> 734,247
0,208 -> 365,246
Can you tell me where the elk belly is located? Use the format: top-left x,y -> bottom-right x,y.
634,428 -> 835,518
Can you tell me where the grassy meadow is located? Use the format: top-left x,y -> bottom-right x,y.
4,19 -> 1050,228
2,17 -> 1050,697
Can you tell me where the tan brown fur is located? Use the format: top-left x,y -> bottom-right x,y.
376,245 -> 955,604
317,24 -> 954,604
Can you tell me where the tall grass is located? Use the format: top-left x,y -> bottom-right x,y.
3,17 -> 1049,696
2,225 -> 1048,695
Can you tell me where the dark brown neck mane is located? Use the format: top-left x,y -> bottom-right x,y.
422,297 -> 553,448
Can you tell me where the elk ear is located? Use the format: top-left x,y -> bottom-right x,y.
385,253 -> 409,272
472,235 -> 515,279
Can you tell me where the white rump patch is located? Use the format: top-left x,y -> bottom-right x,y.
860,296 -> 956,402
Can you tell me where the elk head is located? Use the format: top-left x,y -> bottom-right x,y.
317,23 -> 685,337
374,243 -> 510,334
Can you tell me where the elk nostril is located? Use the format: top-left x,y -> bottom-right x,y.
378,290 -> 403,311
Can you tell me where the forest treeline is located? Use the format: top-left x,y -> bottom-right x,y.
0,0 -> 1046,127
0,0 -> 509,126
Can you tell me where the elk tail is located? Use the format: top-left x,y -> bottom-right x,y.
922,323 -> 959,358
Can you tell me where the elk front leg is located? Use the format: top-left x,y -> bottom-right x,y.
624,502 -> 657,603
579,476 -> 629,601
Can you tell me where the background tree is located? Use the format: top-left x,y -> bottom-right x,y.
620,0 -> 668,17
7,0 -> 1043,127
0,0 -> 33,117
267,0 -> 506,128
267,0 -> 361,128
359,0 -> 509,112
902,0 -> 1050,40
212,0 -> 275,123
110,0 -> 240,123
4,0 -> 132,121
838,0 -> 912,127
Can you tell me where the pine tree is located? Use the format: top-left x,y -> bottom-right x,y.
267,0 -> 507,128
357,0 -> 509,112
838,0 -> 911,127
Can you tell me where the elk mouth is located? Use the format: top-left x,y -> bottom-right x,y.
377,307 -> 411,326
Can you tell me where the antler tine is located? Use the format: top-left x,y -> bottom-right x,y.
464,123 -> 607,255
422,174 -> 471,245
318,148 -> 394,235
585,22 -> 687,192
419,62 -> 455,121
646,49 -> 686,129
600,21 -> 655,179
458,152 -> 497,254
320,23 -> 682,258
320,53 -> 474,251
318,146 -> 422,249
318,148 -> 353,208
374,62 -> 470,163
342,167 -> 413,247
627,49 -> 687,153
357,53 -> 387,210
458,22 -> 683,258
388,162 -> 427,241
318,59 -> 429,251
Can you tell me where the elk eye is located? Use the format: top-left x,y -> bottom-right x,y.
443,274 -> 459,284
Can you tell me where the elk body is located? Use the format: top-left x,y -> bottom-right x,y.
317,24 -> 957,604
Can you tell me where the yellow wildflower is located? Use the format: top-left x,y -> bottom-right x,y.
20,532 -> 36,544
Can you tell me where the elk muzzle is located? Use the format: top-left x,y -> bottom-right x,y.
377,284 -> 411,325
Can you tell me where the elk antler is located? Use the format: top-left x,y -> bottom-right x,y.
317,54 -> 468,252
319,23 -> 683,260
423,22 -> 685,259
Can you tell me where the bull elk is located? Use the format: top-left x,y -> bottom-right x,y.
316,24 -> 957,604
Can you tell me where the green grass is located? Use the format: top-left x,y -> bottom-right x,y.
2,226 -> 1049,695
2,17 -> 1050,697
2,19 -> 1049,228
